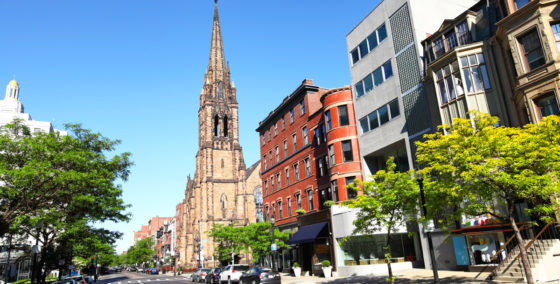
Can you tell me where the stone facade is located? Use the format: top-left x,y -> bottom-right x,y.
179,1 -> 257,268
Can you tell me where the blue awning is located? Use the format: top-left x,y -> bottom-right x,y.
288,222 -> 328,244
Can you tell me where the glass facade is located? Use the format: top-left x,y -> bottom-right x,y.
337,234 -> 418,266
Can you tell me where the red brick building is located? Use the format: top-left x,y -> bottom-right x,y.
256,79 -> 362,273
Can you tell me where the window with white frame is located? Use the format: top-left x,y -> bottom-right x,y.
436,61 -> 464,104
304,158 -> 311,177
307,190 -> 314,211
460,53 -> 491,94
277,173 -> 281,190
328,144 -> 335,166
303,127 -> 308,146
294,163 -> 300,182
287,197 -> 292,217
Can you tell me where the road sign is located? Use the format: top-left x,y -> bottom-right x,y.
271,243 -> 277,251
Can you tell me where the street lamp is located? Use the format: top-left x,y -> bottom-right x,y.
416,174 -> 440,284
31,220 -> 43,284
270,217 -> 276,272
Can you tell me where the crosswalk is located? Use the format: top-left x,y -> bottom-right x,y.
107,278 -> 190,284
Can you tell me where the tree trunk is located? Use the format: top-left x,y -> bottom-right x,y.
509,204 -> 533,284
385,231 -> 394,284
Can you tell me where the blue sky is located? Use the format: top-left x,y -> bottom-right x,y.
1,0 -> 380,253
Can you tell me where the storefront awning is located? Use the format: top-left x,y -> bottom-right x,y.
288,222 -> 327,245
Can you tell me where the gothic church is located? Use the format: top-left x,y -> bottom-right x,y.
179,0 -> 260,268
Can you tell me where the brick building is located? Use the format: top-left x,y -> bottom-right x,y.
256,79 -> 362,275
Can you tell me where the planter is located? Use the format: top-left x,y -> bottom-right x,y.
322,266 -> 332,278
293,267 -> 301,278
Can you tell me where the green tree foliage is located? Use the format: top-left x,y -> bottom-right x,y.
0,120 -> 132,281
208,222 -> 289,264
126,237 -> 155,266
343,157 -> 419,284
416,112 -> 560,284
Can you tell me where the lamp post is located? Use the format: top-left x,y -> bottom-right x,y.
417,175 -> 439,284
270,217 -> 276,272
31,221 -> 43,284
4,233 -> 12,284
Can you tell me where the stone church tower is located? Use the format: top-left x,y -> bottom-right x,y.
180,0 -> 257,268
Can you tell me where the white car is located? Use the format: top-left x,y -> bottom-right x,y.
219,265 -> 249,284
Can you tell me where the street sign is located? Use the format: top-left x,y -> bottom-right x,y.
271,243 -> 277,251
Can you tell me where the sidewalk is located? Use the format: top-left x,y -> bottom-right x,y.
280,269 -> 492,284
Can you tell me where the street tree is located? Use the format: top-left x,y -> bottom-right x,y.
127,237 -> 155,267
0,121 -> 132,282
241,222 -> 289,263
208,224 -> 245,264
416,112 -> 560,284
343,157 -> 419,284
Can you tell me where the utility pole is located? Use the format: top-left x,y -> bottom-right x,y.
4,234 -> 12,284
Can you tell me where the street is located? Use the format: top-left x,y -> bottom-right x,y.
97,272 -> 194,284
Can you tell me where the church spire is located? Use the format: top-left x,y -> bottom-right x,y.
207,0 -> 227,84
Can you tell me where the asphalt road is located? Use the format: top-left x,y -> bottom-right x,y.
97,272 -> 195,284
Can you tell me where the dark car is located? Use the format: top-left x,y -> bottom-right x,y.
204,268 -> 222,283
238,267 -> 280,284
150,268 -> 158,275
195,268 -> 210,282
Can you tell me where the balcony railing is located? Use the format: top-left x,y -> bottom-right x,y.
429,32 -> 472,63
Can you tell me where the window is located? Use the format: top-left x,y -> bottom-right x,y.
303,127 -> 308,145
332,180 -> 339,202
518,29 -> 546,71
514,0 -> 530,10
552,23 -> 560,55
296,194 -> 301,209
265,206 -> 269,221
277,173 -> 281,190
274,123 -> 278,136
263,154 -> 267,169
321,124 -> 326,142
328,144 -> 335,166
445,30 -> 458,51
326,111 -> 332,130
350,23 -> 388,65
278,201 -> 283,219
338,105 -> 349,126
270,176 -> 275,192
283,141 -> 288,158
292,134 -> 297,153
535,93 -> 560,118
294,163 -> 300,182
285,169 -> 290,186
315,128 -> 321,145
264,180 -> 268,196
268,130 -> 271,141
269,151 -> 273,166
275,147 -> 279,163
300,100 -> 306,115
360,99 -> 400,134
287,198 -> 292,217
459,54 -> 491,94
262,135 -> 265,145
317,157 -> 324,177
434,37 -> 445,58
354,60 -> 393,98
319,188 -> 332,209
272,203 -> 276,219
282,118 -> 285,130
290,109 -> 295,123
457,21 -> 469,45
304,158 -> 311,177
342,141 -> 354,162
307,190 -> 314,211
346,176 -> 357,199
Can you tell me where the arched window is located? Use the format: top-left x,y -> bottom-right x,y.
220,194 -> 227,218
223,116 -> 228,137
214,115 -> 220,137
218,82 -> 223,99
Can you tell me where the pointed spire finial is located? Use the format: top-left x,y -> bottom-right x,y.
215,0 -> 217,4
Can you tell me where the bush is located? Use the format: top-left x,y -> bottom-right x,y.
292,262 -> 300,268
321,260 -> 331,267
12,279 -> 30,284
295,209 -> 306,214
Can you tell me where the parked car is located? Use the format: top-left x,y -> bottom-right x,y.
219,265 -> 250,284
137,268 -> 144,273
205,268 -> 222,283
150,268 -> 158,275
61,275 -> 88,284
238,267 -> 280,284
194,268 -> 211,282
128,267 -> 137,272
191,269 -> 202,282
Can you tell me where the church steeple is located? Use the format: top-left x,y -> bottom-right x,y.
206,0 -> 228,85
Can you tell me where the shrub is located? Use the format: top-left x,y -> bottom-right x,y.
292,262 -> 300,268
321,260 -> 331,267
295,209 -> 306,214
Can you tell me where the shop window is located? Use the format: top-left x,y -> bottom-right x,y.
338,234 -> 417,265
518,29 -> 546,72
535,93 -> 560,119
